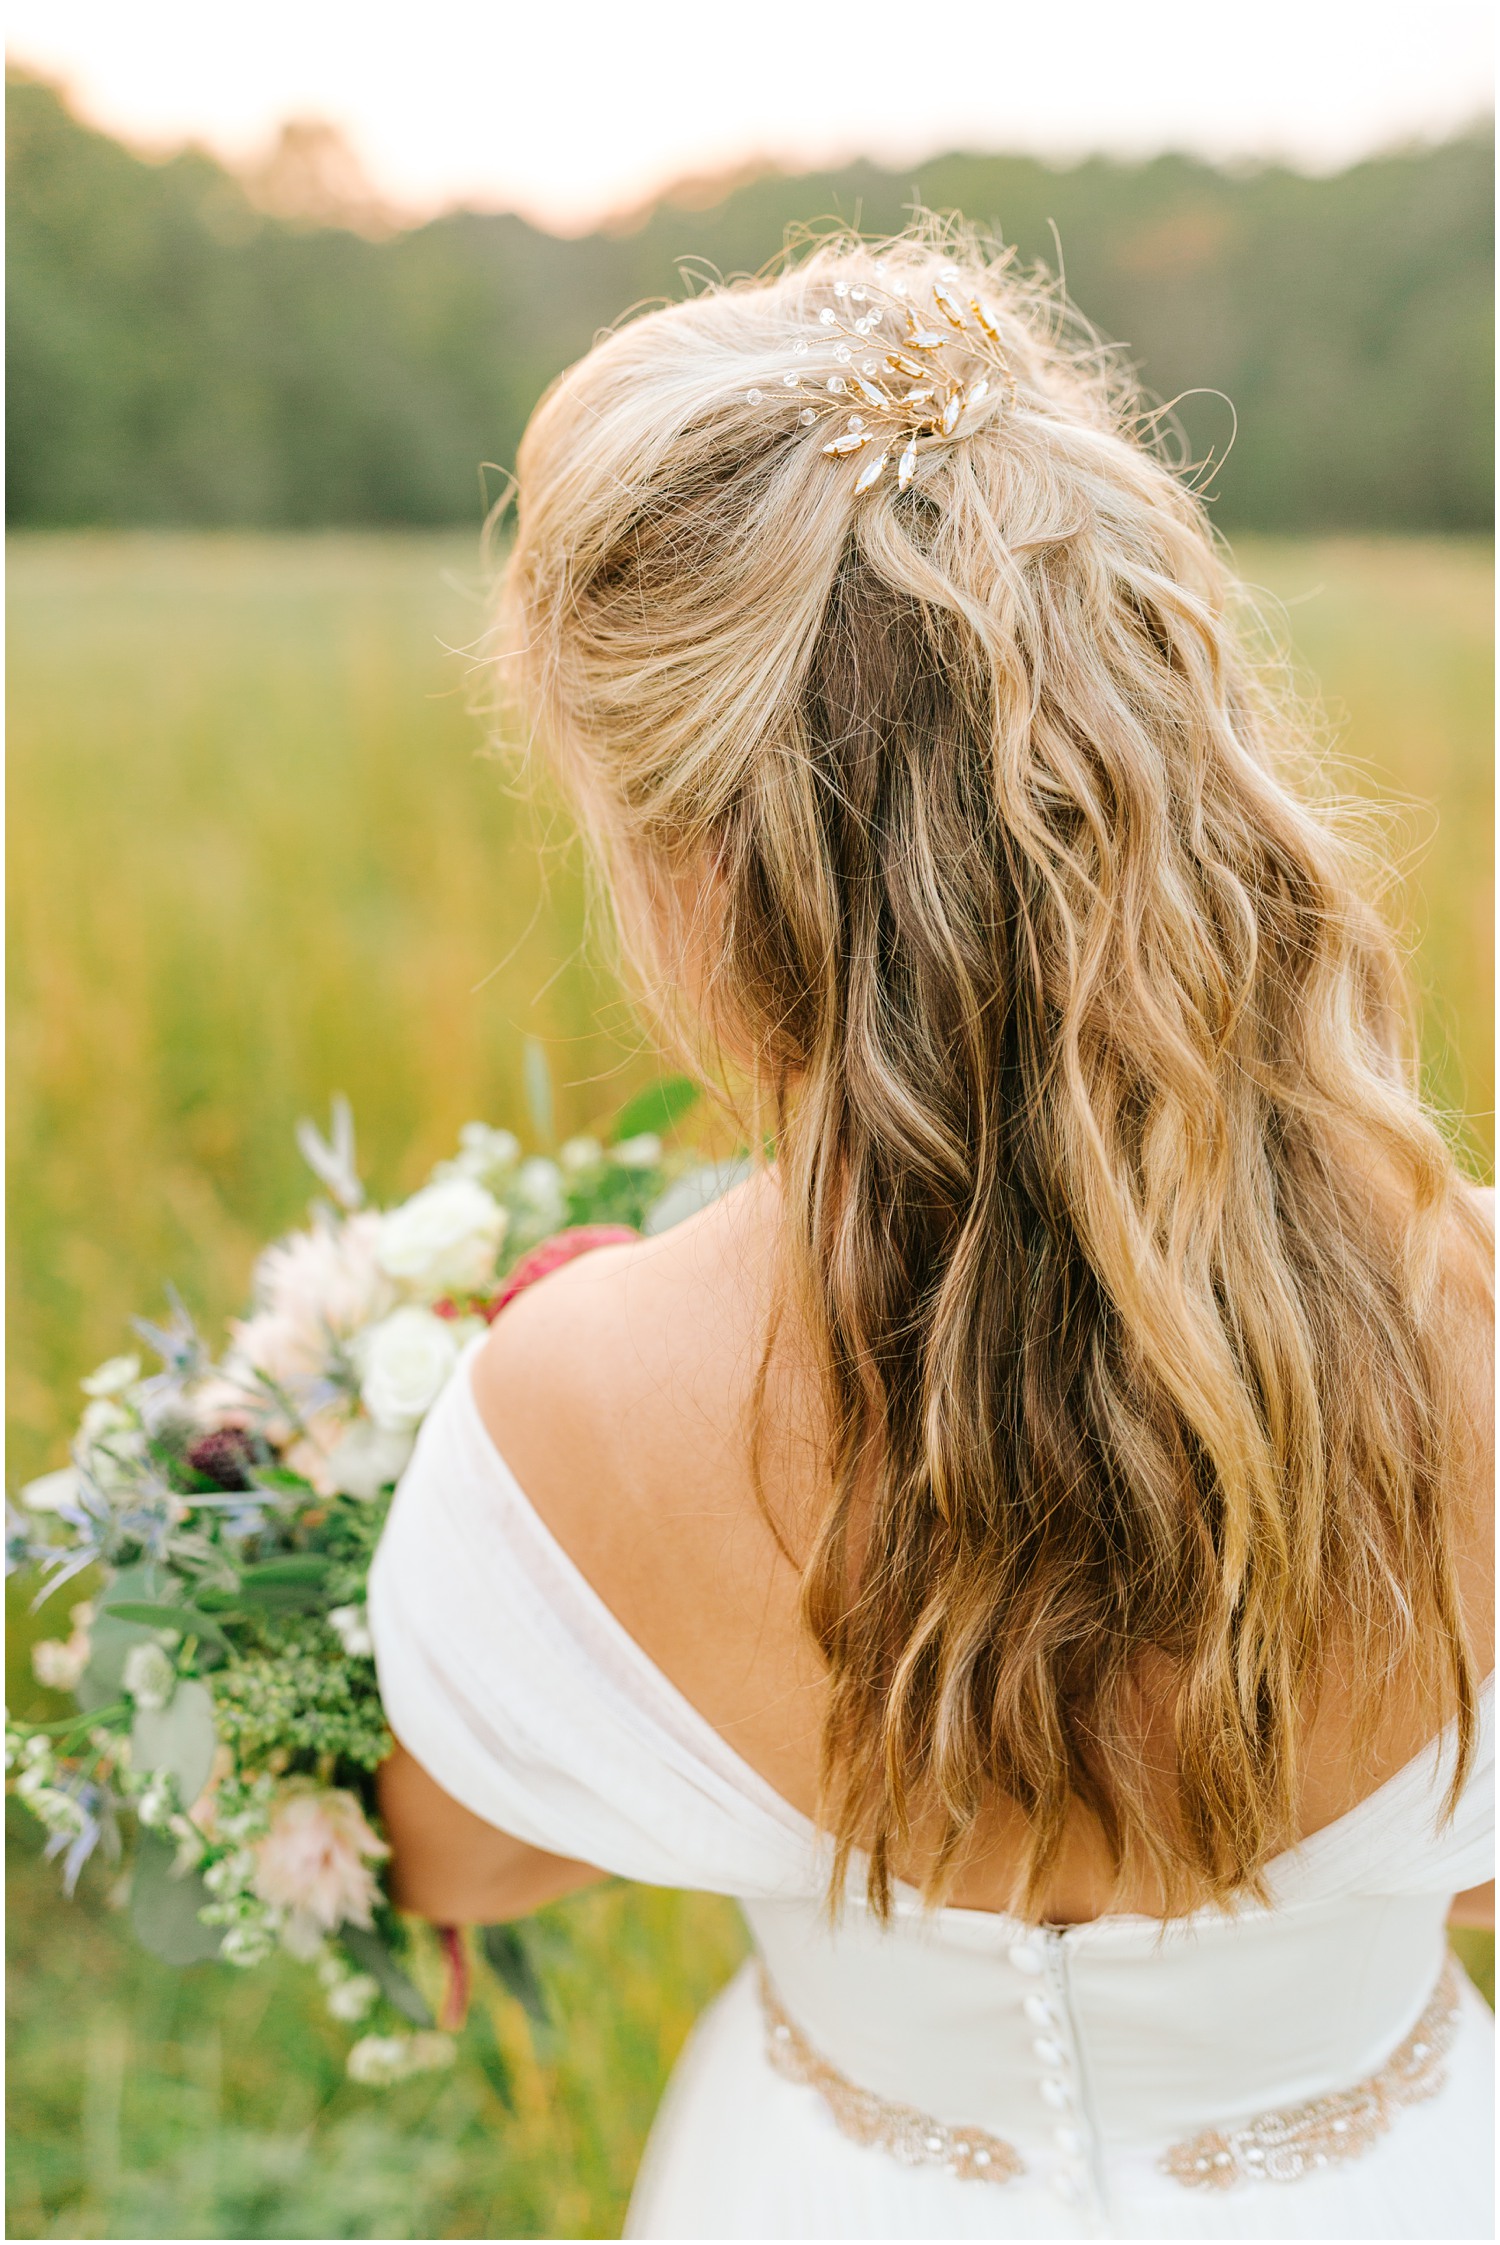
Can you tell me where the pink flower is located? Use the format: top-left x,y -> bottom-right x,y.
252,1786 -> 389,1944
228,1212 -> 395,1401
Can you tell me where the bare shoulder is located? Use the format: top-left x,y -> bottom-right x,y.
468,1171 -> 789,1576
474,1171 -> 781,1430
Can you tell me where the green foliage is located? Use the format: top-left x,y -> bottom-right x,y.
208,1617 -> 390,1772
610,1076 -> 701,1143
337,1925 -> 434,2031
6,68 -> 1492,534
7,1813 -> 748,2238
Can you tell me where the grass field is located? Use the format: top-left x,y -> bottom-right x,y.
7,532 -> 1494,2239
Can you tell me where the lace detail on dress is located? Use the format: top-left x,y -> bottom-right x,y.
1160,1954 -> 1463,2189
757,1966 -> 1026,2185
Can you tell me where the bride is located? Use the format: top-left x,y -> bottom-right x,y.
368,229 -> 1494,2239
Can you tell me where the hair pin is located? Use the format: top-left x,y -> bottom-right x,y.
748,265 -> 1016,497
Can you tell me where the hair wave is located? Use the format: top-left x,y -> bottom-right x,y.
498,221 -> 1488,1916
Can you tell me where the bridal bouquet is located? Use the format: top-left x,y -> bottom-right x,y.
7,1077 -> 714,2088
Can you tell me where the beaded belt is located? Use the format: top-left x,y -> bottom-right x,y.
1162,1953 -> 1461,2188
757,1953 -> 1462,2192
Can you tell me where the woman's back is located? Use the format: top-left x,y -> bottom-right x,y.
468,1171 -> 1493,1924
372,1178 -> 1493,2236
372,224 -> 1494,2236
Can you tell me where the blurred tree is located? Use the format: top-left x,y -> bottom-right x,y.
243,118 -> 399,237
6,68 -> 1492,530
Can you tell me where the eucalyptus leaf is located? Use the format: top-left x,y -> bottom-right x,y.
479,1922 -> 553,2037
229,1557 -> 330,1611
131,1678 -> 218,1807
231,1581 -> 326,1614
77,1562 -> 166,1711
522,1037 -> 555,1149
130,1829 -> 222,1964
609,1075 -> 700,1143
238,1556 -> 330,1584
104,1600 -> 233,1651
339,1923 -> 434,2027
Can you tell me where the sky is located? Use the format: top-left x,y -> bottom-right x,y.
7,0 -> 1494,233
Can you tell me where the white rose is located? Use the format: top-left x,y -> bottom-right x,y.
377,1178 -> 508,1298
80,1354 -> 142,1398
21,1466 -> 80,1513
321,1419 -> 415,1502
560,1135 -> 603,1174
354,1307 -> 461,1431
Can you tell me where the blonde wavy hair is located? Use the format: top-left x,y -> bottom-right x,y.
498,223 -> 1488,1918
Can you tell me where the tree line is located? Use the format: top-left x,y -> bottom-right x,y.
7,69 -> 1492,531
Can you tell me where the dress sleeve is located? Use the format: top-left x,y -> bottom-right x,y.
367,1331 -> 818,1899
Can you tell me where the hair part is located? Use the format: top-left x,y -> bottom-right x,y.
498,217 -> 1488,1918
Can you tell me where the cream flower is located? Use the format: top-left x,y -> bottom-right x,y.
377,1177 -> 508,1298
228,1211 -> 395,1396
281,1403 -> 359,1497
320,1418 -> 415,1501
122,1641 -> 176,1711
513,1157 -> 567,1232
326,1604 -> 375,1657
346,2033 -> 410,2086
21,1466 -> 80,1513
252,1785 -> 388,1945
32,1637 -> 89,1691
32,1603 -> 94,1693
611,1132 -> 663,1169
80,1354 -> 142,1398
183,1374 -> 255,1435
185,1743 -> 237,1837
354,1306 -> 461,1432
326,1970 -> 380,2021
77,1397 -> 149,1490
346,2029 -> 455,2085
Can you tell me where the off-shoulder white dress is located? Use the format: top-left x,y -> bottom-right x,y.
369,1334 -> 1495,2241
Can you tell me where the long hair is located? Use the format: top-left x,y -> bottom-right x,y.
498,223 -> 1488,1917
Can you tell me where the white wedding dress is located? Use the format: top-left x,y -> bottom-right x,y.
369,1334 -> 1495,2241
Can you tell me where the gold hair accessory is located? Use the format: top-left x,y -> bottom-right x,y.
745,264 -> 1015,496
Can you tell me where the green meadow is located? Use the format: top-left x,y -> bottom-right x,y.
6,532 -> 1494,2238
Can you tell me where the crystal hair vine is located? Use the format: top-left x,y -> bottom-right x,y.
741,262 -> 1017,496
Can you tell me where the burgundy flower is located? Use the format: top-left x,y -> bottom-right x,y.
187,1426 -> 257,1490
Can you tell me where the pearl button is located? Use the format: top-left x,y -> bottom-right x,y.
1051,2170 -> 1081,2203
1032,2035 -> 1065,2068
1040,2076 -> 1073,2110
1021,1992 -> 1056,2028
1007,1940 -> 1046,1976
1053,2124 -> 1084,2155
